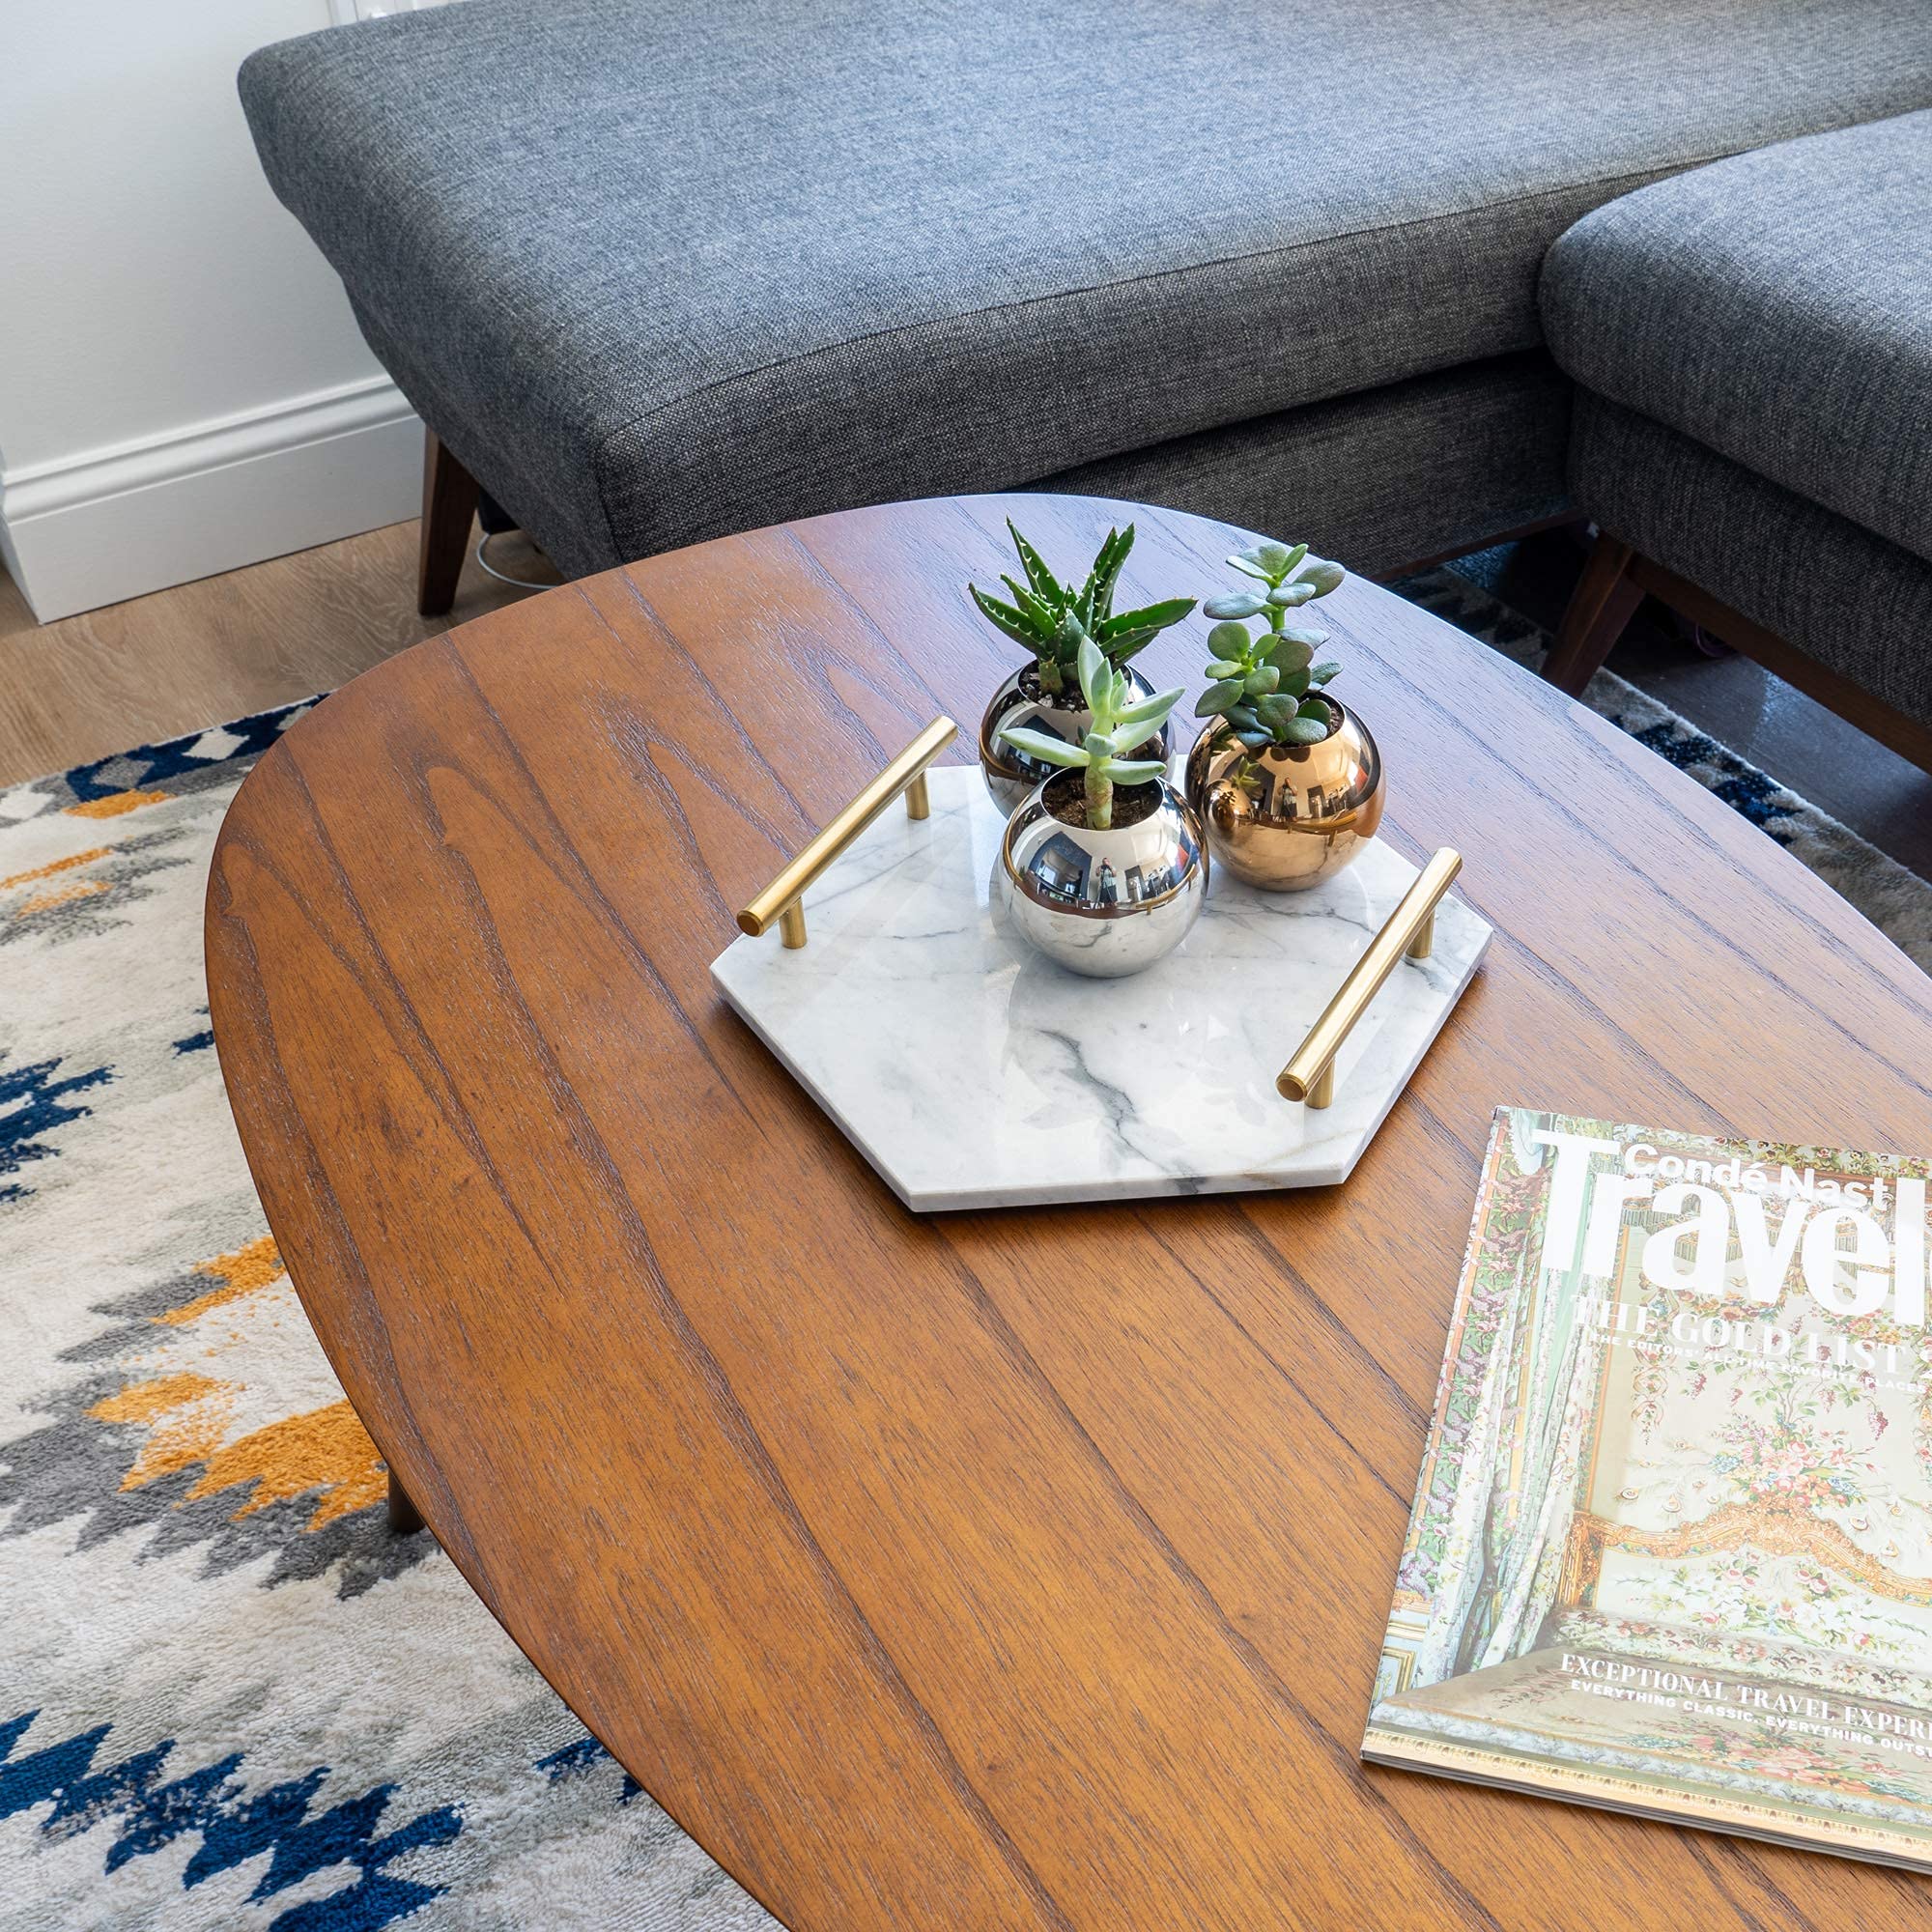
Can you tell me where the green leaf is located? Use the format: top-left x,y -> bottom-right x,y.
1207,620 -> 1252,657
1206,658 -> 1243,679
1100,756 -> 1166,786
1243,665 -> 1280,696
1114,684 -> 1183,732
1090,525 -> 1132,622
998,724 -> 1089,768
1008,520 -> 1063,602
1099,626 -> 1158,663
1203,590 -> 1267,620
1253,539 -> 1293,577
1001,577 -> 1054,634
1255,693 -> 1298,730
1226,703 -> 1262,732
1280,716 -> 1331,746
969,583 -> 1040,648
1075,635 -> 1107,711
1101,597 -> 1194,639
1294,558 -> 1347,597
1281,542 -> 1310,578
1296,696 -> 1333,722
1265,636 -> 1314,674
1278,668 -> 1311,698
1072,570 -> 1097,637
1267,582 -> 1319,609
1235,727 -> 1273,752
1226,554 -> 1274,583
1308,661 -> 1342,684
1194,679 -> 1244,717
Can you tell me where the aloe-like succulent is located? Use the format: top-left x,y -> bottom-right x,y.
1193,539 -> 1347,750
998,638 -> 1183,830
970,521 -> 1195,696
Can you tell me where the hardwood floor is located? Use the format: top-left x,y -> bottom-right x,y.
0,520 -> 554,787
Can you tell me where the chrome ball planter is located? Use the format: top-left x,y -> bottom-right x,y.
1000,771 -> 1208,978
978,666 -> 1171,815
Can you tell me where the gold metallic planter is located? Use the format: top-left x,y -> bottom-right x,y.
1183,697 -> 1384,892
979,666 -> 1170,815
1000,773 -> 1208,978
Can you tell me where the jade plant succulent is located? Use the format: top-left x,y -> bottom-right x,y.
998,638 -> 1183,829
970,521 -> 1195,696
1193,540 -> 1348,750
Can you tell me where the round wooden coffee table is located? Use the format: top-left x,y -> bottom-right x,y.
206,495 -> 1932,1929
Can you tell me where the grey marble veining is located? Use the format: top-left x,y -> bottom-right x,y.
711,767 -> 1490,1210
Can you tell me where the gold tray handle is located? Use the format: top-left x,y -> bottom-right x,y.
1277,847 -> 1463,1109
737,717 -> 959,949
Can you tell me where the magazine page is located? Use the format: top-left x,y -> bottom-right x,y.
1367,1106 -> 1932,1869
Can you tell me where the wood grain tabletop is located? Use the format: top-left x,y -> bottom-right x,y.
205,494 -> 1932,1930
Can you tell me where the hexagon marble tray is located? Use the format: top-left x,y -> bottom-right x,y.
712,767 -> 1489,1210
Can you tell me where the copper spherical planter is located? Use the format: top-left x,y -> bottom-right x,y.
1183,697 -> 1385,892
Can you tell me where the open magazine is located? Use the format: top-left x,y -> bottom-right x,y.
1367,1107 -> 1932,1869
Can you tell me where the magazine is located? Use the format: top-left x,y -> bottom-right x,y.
1366,1106 -> 1932,1869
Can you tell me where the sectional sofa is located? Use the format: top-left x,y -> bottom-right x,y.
238,0 -> 1932,748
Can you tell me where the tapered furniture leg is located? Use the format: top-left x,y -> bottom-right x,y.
417,428 -> 481,617
386,1468 -> 426,1534
1543,533 -> 1642,696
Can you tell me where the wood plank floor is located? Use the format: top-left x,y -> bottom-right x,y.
0,520 -> 554,787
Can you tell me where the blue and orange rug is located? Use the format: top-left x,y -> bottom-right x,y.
1,573 -> 1927,1927
0,701 -> 776,1929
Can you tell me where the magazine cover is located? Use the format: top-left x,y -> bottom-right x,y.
1367,1106 -> 1932,1868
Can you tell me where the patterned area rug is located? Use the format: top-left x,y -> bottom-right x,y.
3,572 -> 1929,1928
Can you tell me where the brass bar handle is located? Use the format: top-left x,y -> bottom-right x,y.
737,717 -> 959,948
1277,847 -> 1463,1109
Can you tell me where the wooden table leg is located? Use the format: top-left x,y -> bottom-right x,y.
386,1468 -> 426,1535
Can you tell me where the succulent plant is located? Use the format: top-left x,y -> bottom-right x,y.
1193,539 -> 1347,750
997,637 -> 1183,830
970,521 -> 1195,696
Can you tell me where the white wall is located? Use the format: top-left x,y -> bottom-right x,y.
0,0 -> 427,620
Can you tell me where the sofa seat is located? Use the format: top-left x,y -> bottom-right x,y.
240,0 -> 1932,579
1538,107 -> 1932,747
1543,110 -> 1932,569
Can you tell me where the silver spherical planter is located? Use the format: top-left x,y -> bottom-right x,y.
1000,773 -> 1208,978
979,667 -> 1171,815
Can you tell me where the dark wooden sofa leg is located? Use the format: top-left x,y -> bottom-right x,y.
417,428 -> 481,617
1543,533 -> 1642,696
386,1468 -> 426,1535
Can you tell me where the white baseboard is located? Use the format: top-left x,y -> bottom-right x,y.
0,375 -> 423,622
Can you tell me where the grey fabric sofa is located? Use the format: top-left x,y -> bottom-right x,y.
238,0 -> 1932,615
1539,109 -> 1932,758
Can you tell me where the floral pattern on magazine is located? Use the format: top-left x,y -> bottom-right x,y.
1555,1610 -> 1928,1704
1385,1705 -> 1932,1831
1632,1548 -> 1928,1658
1622,1727 -> 1924,1805
1395,1133 -> 1540,1605
1611,1302 -> 1932,1600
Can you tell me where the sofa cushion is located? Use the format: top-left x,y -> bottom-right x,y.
1568,393 -> 1932,731
1543,109 -> 1932,567
240,0 -> 1932,577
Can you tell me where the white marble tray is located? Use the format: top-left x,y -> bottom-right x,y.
712,767 -> 1488,1210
